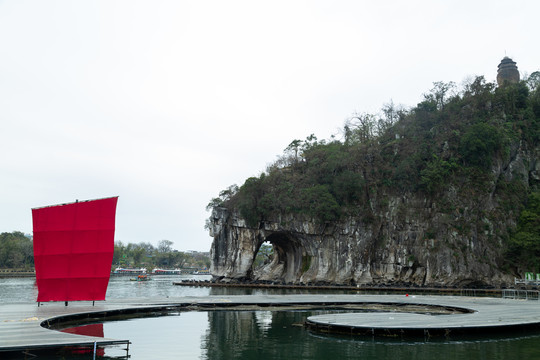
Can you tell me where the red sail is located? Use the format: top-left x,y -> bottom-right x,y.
32,197 -> 118,302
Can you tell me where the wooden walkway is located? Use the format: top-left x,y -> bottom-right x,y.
173,280 -> 504,296
1,294 -> 540,353
305,295 -> 540,336
0,302 -> 131,353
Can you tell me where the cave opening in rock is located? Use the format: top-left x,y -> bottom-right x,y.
251,232 -> 304,283
252,242 -> 274,272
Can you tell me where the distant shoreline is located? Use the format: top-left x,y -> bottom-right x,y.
0,271 -> 35,278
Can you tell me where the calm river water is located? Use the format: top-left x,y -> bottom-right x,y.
2,276 -> 540,359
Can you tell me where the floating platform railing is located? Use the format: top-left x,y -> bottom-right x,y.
502,289 -> 540,300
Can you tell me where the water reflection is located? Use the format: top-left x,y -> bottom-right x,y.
201,310 -> 540,360
62,322 -> 104,337
208,286 -> 356,296
255,311 -> 272,332
54,308 -> 540,360
5,277 -> 540,359
61,324 -> 105,356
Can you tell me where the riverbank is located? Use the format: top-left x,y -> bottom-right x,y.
0,270 -> 35,278
173,279 -> 506,296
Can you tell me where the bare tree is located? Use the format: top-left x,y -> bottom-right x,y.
158,239 -> 173,253
426,81 -> 456,110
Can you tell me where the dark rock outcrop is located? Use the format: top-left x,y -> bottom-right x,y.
209,140 -> 538,288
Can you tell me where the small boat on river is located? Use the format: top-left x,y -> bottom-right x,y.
130,274 -> 150,282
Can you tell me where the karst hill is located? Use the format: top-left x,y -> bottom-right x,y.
207,59 -> 540,288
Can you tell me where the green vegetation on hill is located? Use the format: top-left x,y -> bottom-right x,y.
0,232 -> 34,270
0,233 -> 210,272
209,73 -> 540,275
507,191 -> 540,272
113,240 -> 210,270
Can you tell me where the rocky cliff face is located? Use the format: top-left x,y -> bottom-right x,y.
209,142 -> 539,287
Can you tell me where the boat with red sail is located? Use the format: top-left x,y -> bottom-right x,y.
32,197 -> 118,304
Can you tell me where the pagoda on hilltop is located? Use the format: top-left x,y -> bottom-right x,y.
497,56 -> 520,86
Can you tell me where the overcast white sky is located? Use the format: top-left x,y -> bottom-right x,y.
1,0 -> 538,251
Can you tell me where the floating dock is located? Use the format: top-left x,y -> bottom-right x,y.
0,302 -> 131,354
173,280 -> 504,296
2,294 -> 540,355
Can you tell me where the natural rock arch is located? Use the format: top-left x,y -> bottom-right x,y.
208,198 -> 515,287
252,232 -> 305,283
208,208 -> 319,283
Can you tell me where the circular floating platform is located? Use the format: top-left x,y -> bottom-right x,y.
3,294 -> 540,352
306,296 -> 540,337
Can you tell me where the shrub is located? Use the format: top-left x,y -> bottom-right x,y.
459,123 -> 503,168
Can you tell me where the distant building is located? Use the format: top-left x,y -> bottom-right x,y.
497,56 -> 520,86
